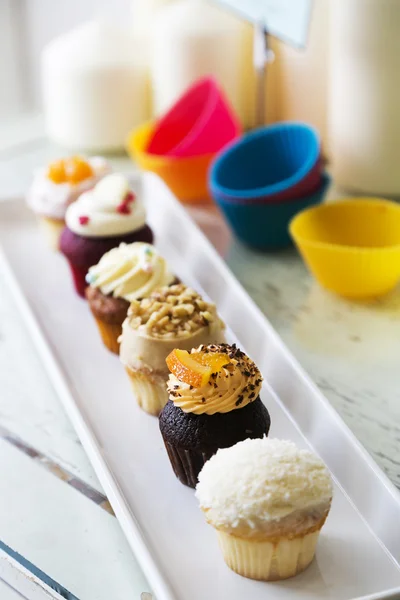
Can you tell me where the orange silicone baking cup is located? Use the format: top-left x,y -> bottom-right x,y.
126,121 -> 213,204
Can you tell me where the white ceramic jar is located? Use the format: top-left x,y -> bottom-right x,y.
131,0 -> 176,116
329,0 -> 400,195
132,0 -> 176,29
149,0 -> 256,129
42,20 -> 148,152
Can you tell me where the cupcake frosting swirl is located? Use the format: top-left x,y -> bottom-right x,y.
26,156 -> 110,220
85,242 -> 174,302
66,173 -> 146,237
168,344 -> 263,416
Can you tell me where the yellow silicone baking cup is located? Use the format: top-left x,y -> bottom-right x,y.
289,198 -> 400,299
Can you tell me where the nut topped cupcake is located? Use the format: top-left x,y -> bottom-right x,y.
60,173 -> 153,296
27,155 -> 110,250
159,343 -> 271,488
85,242 -> 175,354
119,284 -> 226,416
196,438 -> 333,581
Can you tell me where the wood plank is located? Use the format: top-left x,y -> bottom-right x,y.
0,268 -> 102,491
0,439 -> 150,600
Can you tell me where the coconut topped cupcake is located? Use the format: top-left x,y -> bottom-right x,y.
125,284 -> 224,340
195,438 -> 332,581
196,438 -> 332,536
167,343 -> 263,415
86,242 -> 174,302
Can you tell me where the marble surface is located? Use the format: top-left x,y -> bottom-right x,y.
1,131 -> 400,598
226,242 -> 400,490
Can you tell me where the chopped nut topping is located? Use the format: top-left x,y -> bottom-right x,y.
127,283 -> 224,339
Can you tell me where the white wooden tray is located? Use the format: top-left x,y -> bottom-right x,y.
1,173 -> 400,600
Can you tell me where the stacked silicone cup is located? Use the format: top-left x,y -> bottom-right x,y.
215,173 -> 331,250
147,77 -> 241,157
126,77 -> 241,204
289,199 -> 400,299
210,123 -> 321,204
127,122 -> 215,203
209,123 -> 327,249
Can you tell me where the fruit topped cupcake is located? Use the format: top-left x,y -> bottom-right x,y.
27,155 -> 110,250
159,343 -> 271,488
196,438 -> 332,581
85,242 -> 175,354
119,284 -> 226,416
60,173 -> 154,296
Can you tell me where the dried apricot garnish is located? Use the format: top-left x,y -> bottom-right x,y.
65,156 -> 94,184
47,156 -> 93,185
166,349 -> 230,387
47,159 -> 66,184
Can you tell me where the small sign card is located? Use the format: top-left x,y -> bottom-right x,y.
213,0 -> 313,48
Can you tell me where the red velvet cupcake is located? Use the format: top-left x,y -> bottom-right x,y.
60,173 -> 153,296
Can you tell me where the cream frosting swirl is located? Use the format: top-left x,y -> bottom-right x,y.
85,242 -> 174,301
167,344 -> 262,416
65,173 -> 146,237
26,156 -> 110,220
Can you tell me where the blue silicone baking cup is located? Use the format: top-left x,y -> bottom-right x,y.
209,122 -> 321,200
214,172 -> 331,250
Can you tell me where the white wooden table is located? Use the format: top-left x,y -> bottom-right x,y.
1,120 -> 400,599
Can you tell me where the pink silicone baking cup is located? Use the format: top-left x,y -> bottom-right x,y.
147,76 -> 241,158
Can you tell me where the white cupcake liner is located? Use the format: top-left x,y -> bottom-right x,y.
125,366 -> 168,416
216,528 -> 321,581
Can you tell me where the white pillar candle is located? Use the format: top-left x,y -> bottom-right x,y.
149,0 -> 256,129
42,20 -> 148,152
329,0 -> 400,195
132,0 -> 176,29
131,0 -> 176,117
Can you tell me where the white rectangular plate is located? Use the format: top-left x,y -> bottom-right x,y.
1,174 -> 400,600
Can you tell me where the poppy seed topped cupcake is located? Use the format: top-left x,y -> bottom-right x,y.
85,242 -> 175,354
119,284 -> 226,416
60,173 -> 153,296
159,343 -> 271,488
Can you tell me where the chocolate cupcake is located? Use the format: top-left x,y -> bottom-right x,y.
60,173 -> 153,297
159,343 -> 271,488
119,284 -> 226,416
85,242 -> 175,354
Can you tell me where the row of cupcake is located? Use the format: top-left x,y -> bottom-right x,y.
27,157 -> 333,582
27,156 -> 153,295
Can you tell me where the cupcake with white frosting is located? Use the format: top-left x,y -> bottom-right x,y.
119,284 -> 226,416
159,343 -> 271,487
27,155 -> 110,251
196,438 -> 333,581
60,173 -> 153,296
85,242 -> 175,354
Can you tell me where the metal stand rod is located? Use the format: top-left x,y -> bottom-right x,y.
253,23 -> 273,128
